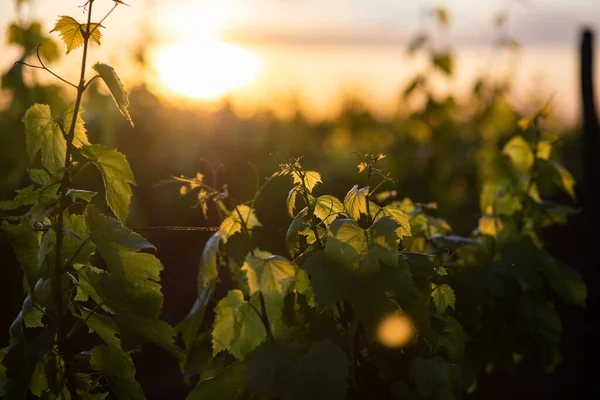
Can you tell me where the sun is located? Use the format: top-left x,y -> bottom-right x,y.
155,40 -> 261,100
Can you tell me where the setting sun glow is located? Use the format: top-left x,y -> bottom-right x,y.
155,40 -> 261,100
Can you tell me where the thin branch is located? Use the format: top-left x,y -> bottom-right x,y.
36,44 -> 78,88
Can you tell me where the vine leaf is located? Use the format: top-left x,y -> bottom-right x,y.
198,233 -> 220,295
80,144 -> 135,223
21,103 -> 90,174
410,356 -> 450,397
432,284 -> 455,314
344,185 -> 369,221
285,212 -> 308,256
374,204 -> 412,240
76,265 -> 179,358
286,186 -> 300,217
503,136 -> 533,175
187,362 -> 247,400
313,195 -> 344,227
1,221 -> 42,291
247,340 -> 349,400
1,326 -> 55,400
62,102 -> 90,148
297,171 -> 322,193
90,345 -> 145,400
212,290 -> 266,360
22,104 -> 65,173
218,205 -> 261,243
50,16 -> 102,54
92,63 -> 134,127
241,250 -> 296,300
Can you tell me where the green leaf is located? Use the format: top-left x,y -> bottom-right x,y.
375,204 -> 412,240
187,362 -> 247,400
246,340 -> 349,400
285,213 -> 309,256
212,290 -> 266,360
90,345 -> 145,400
435,317 -> 465,360
81,307 -> 121,350
86,205 -> 160,284
50,16 -> 103,54
80,145 -> 135,223
1,327 -> 55,400
241,250 -> 296,300
539,159 -> 576,200
1,220 -> 42,291
92,63 -> 134,127
0,185 -> 58,211
27,169 -> 52,185
432,284 -> 455,314
503,136 -> 533,174
61,102 -> 90,148
313,195 -> 344,226
432,52 -> 453,75
324,219 -> 368,271
218,205 -> 261,243
410,356 -> 450,397
286,186 -> 300,217
22,104 -> 65,173
76,265 -> 179,358
303,251 -> 355,308
290,170 -> 321,193
344,185 -> 369,221
199,233 -> 220,295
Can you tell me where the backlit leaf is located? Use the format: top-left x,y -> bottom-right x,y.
199,233 -> 220,295
187,362 -> 247,400
432,284 -> 455,314
212,290 -> 266,360
313,195 -> 344,227
50,16 -> 102,54
242,250 -> 296,300
22,104 -> 65,173
80,144 -> 135,223
293,170 -> 322,193
503,136 -> 533,174
92,63 -> 134,127
344,185 -> 369,221
218,205 -> 261,243
90,345 -> 145,400
375,204 -> 412,240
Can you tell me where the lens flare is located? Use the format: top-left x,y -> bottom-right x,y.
377,313 -> 415,348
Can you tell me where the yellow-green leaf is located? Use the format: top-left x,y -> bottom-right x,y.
212,290 -> 266,360
241,250 -> 296,300
50,16 -> 102,54
344,185 -> 369,221
432,284 -> 456,314
313,195 -> 344,227
80,145 -> 135,223
218,205 -> 261,243
22,104 -> 65,173
292,170 -> 321,193
92,63 -> 134,127
503,136 -> 533,174
61,102 -> 90,148
376,204 -> 412,240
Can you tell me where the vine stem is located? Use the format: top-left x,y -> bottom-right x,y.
52,1 -> 97,398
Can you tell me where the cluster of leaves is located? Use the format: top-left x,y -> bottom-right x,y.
175,119 -> 585,399
1,1 -> 177,399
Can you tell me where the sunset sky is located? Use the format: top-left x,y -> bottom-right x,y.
1,0 -> 599,122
